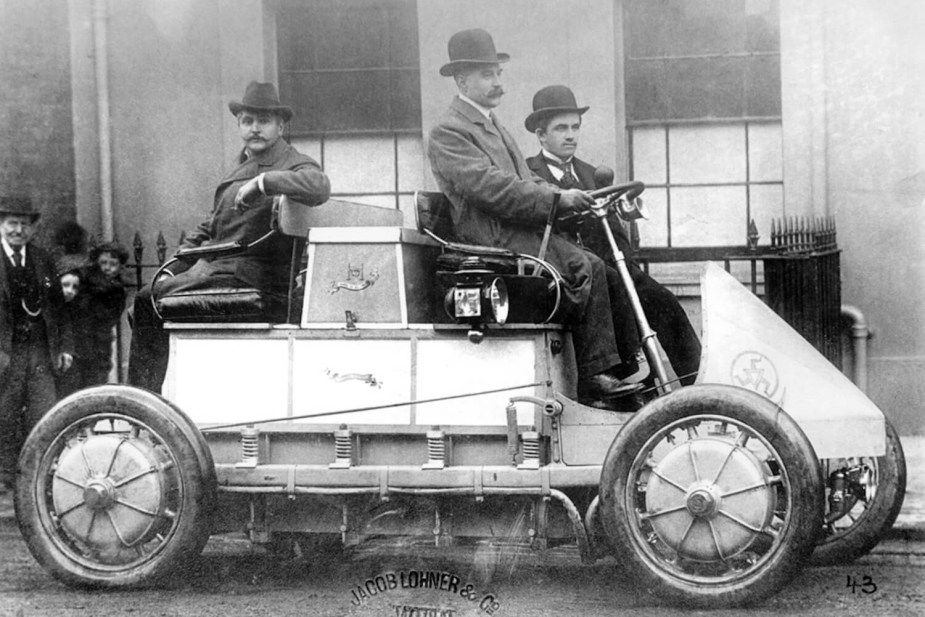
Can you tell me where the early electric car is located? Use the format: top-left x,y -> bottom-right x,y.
13,184 -> 906,608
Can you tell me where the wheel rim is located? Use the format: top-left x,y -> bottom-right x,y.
625,414 -> 792,585
35,413 -> 185,572
820,455 -> 877,541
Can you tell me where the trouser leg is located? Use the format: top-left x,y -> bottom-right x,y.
0,357 -> 27,480
127,285 -> 169,392
632,267 -> 702,385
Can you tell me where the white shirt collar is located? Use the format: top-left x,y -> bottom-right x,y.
458,94 -> 494,120
542,149 -> 572,165
1,237 -> 25,267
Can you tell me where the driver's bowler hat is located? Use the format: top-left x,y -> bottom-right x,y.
439,29 -> 510,77
228,81 -> 293,122
525,85 -> 590,132
0,195 -> 40,222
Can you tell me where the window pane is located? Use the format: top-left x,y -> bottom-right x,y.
277,0 -> 421,133
665,57 -> 745,120
671,186 -> 747,246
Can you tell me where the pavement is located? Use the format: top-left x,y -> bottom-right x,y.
2,435 -> 923,539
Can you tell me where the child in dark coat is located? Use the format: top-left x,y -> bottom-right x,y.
80,241 -> 129,387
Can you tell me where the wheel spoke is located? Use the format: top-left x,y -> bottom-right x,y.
708,520 -> 728,562
650,469 -> 688,493
56,500 -> 87,518
103,439 -> 127,477
640,503 -> 689,520
716,508 -> 762,533
687,441 -> 701,482
710,443 -> 738,484
53,473 -> 88,490
113,498 -> 159,518
721,475 -> 781,499
105,510 -> 132,548
112,466 -> 158,488
734,431 -> 750,448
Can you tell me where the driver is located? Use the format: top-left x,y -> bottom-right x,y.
525,85 -> 701,385
426,29 -> 642,408
127,81 -> 331,392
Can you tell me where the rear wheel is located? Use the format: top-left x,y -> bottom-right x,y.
599,385 -> 823,608
812,417 -> 906,565
15,386 -> 216,588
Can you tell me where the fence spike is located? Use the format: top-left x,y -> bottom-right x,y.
156,231 -> 167,265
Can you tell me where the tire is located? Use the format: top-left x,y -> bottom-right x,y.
14,385 -> 217,588
812,417 -> 906,565
599,385 -> 824,608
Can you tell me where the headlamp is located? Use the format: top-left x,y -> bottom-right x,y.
443,258 -> 510,341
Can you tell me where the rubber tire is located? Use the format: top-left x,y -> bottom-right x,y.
599,385 -> 824,609
811,417 -> 906,566
15,385 -> 217,588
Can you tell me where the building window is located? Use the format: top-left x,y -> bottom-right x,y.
623,0 -> 782,250
276,0 -> 422,214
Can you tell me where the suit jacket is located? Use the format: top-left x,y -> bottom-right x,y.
0,243 -> 73,374
427,96 -> 557,254
168,137 -> 330,290
526,152 -> 634,259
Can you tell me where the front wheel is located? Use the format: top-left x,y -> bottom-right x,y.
15,386 -> 216,588
599,385 -> 824,608
812,417 -> 906,565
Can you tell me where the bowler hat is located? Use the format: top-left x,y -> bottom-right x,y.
524,85 -> 589,132
439,28 -> 510,77
228,81 -> 293,121
0,195 -> 40,222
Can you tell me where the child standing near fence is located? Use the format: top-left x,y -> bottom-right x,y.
79,241 -> 129,387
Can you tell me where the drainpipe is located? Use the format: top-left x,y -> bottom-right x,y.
92,0 -> 114,240
841,305 -> 869,393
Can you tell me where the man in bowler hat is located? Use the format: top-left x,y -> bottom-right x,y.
0,196 -> 74,493
426,29 -> 642,408
128,81 -> 331,392
525,85 -> 701,385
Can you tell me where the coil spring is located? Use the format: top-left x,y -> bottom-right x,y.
334,432 -> 352,459
522,432 -> 540,461
427,433 -> 446,462
240,432 -> 258,461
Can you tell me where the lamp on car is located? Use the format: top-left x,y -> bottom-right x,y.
444,257 -> 509,343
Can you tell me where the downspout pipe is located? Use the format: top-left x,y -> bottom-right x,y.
92,0 -> 114,240
841,305 -> 869,393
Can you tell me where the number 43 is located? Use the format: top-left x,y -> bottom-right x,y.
846,574 -> 878,594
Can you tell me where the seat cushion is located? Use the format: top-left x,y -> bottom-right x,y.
155,287 -> 288,323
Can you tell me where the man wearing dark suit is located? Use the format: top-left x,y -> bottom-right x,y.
426,29 -> 641,407
525,85 -> 701,385
128,82 -> 331,392
0,196 -> 74,493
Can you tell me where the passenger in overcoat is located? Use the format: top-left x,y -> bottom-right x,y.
0,196 -> 74,492
128,82 -> 331,392
426,29 -> 641,406
524,85 -> 701,384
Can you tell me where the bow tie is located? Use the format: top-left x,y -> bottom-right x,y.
543,157 -> 574,171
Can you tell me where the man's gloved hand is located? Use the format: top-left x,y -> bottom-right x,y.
56,352 -> 73,373
557,189 -> 594,214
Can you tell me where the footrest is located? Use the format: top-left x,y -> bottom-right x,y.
155,287 -> 287,323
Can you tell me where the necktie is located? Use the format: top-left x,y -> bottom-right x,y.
545,157 -> 582,189
11,246 -> 22,268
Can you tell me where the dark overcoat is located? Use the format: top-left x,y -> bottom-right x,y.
0,243 -> 72,375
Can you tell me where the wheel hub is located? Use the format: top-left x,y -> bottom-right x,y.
51,433 -> 177,553
83,479 -> 116,511
644,437 -> 776,561
685,484 -> 721,518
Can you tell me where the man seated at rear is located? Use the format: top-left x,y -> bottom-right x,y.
426,29 -> 641,408
128,81 -> 331,392
524,85 -> 701,384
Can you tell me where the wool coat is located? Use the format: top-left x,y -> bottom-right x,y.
427,96 -> 630,376
0,243 -> 72,375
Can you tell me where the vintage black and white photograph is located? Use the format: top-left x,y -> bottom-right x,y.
0,0 -> 923,615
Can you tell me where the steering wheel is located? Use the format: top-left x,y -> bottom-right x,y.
557,181 -> 647,229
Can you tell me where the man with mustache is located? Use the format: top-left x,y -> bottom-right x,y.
525,85 -> 701,385
426,29 -> 642,408
0,196 -> 74,496
128,81 -> 331,392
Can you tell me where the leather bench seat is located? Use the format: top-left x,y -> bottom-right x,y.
155,287 -> 289,323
